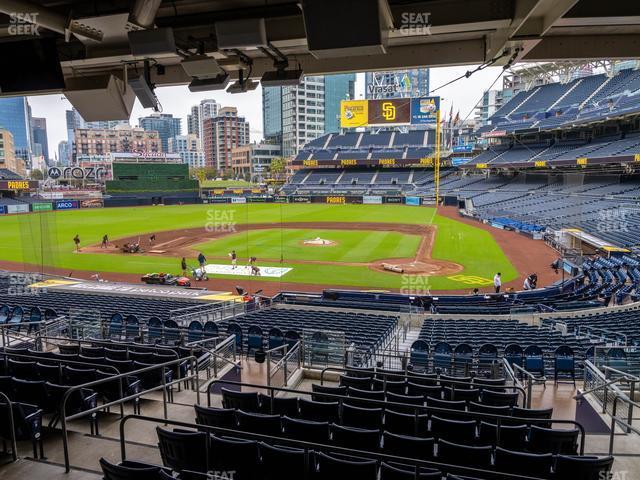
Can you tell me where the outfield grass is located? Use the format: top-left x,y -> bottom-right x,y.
0,204 -> 517,289
194,228 -> 422,263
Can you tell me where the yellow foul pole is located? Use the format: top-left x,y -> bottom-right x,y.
434,108 -> 441,207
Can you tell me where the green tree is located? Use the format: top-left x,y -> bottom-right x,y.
269,157 -> 286,180
30,168 -> 44,180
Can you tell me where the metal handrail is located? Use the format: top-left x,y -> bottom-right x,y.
319,365 -> 529,408
0,316 -> 67,347
0,350 -> 120,376
602,365 -> 640,382
60,355 -> 200,472
205,378 -> 585,455
118,414 -> 547,480
268,341 -> 301,387
580,326 -> 628,345
0,391 -> 18,462
31,334 -> 181,357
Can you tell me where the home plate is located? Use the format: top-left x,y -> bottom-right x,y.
204,264 -> 292,278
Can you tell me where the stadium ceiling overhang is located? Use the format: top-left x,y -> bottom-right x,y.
1,0 -> 640,97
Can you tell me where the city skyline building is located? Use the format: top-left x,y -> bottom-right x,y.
139,113 -> 182,152
202,106 -> 250,172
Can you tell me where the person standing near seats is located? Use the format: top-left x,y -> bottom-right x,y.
493,272 -> 502,293
523,275 -> 532,290
73,234 -> 81,252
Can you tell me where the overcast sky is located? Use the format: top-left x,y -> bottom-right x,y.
27,65 -> 504,160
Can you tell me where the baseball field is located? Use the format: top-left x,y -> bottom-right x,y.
0,203 -> 528,291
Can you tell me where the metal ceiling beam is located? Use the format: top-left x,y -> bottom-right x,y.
524,34 -> 640,61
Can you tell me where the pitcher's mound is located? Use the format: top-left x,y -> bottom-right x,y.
302,237 -> 337,247
374,259 -> 463,276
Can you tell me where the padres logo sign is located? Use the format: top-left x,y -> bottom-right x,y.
326,196 -> 346,204
382,102 -> 396,121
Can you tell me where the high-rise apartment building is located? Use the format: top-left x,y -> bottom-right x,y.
139,113 -> 181,152
267,74 -> 355,157
74,125 -> 161,161
31,117 -> 49,163
169,134 -> 205,169
202,106 -> 250,172
0,97 -> 32,165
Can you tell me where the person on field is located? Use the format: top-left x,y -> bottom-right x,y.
149,234 -> 156,245
229,250 -> 237,269
181,257 -> 188,276
198,252 -> 207,269
523,275 -> 532,291
493,272 -> 502,293
101,234 -> 109,249
73,234 -> 81,252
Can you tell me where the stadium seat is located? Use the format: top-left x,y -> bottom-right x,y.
221,388 -> 260,412
259,394 -> 299,416
437,440 -> 492,469
554,345 -> 576,385
194,404 -> 237,429
331,423 -> 381,450
298,398 -> 340,423
315,452 -> 378,480
380,462 -> 442,480
382,431 -> 434,460
259,442 -> 307,480
341,403 -> 384,429
282,415 -> 330,443
430,416 -> 477,444
99,457 -> 170,480
384,409 -> 429,437
494,447 -> 553,478
528,425 -> 579,455
311,383 -> 347,403
553,455 -> 614,480
209,435 -> 260,480
236,410 -> 282,437
156,427 -> 208,473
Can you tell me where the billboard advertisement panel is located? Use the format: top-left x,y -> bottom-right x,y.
80,199 -> 104,208
410,97 -> 440,124
368,99 -> 411,126
0,205 -> 6,215
340,100 -> 368,128
32,202 -> 53,212
7,204 -> 29,214
55,200 -> 79,210
231,197 -> 247,204
363,195 -> 383,205
340,96 -> 440,128
405,196 -> 422,206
